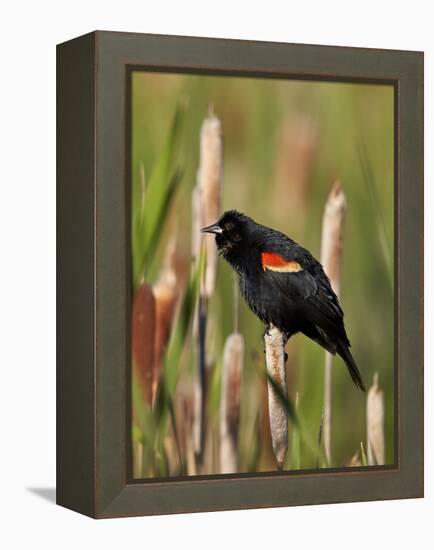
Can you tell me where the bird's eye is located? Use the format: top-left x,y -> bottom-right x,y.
224,222 -> 235,231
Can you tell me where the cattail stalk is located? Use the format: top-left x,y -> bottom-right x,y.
152,235 -> 180,403
174,388 -> 196,476
185,431 -> 197,476
220,333 -> 244,473
360,441 -> 368,466
193,295 -> 207,467
192,108 -> 223,468
133,442 -> 143,478
320,182 -> 347,466
264,325 -> 288,468
366,372 -> 385,465
347,449 -> 362,467
132,282 -> 156,405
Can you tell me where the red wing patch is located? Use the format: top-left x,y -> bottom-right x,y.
261,252 -> 303,273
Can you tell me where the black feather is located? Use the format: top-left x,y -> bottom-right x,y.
210,210 -> 365,391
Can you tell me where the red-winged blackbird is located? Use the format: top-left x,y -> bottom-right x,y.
201,210 -> 365,391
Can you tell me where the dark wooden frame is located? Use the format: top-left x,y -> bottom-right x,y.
57,31 -> 424,518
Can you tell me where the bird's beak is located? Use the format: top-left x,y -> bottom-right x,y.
200,223 -> 223,235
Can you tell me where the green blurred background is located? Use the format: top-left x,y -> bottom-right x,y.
131,70 -> 394,475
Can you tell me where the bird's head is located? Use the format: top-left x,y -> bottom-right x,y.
201,210 -> 250,250
201,210 -> 260,274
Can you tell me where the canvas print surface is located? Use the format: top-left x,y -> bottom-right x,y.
130,71 -> 394,479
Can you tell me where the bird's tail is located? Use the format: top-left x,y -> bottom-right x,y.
337,342 -> 365,392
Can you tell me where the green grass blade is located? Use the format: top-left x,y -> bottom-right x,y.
154,248 -> 206,425
152,250 -> 205,453
290,393 -> 301,469
142,169 -> 183,279
163,249 -> 206,397
144,107 -> 183,242
358,141 -> 393,290
360,441 -> 368,466
260,365 -> 329,469
132,106 -> 185,289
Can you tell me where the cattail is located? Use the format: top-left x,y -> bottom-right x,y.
274,115 -> 318,222
259,371 -> 275,468
220,333 -> 244,473
360,441 -> 368,466
321,182 -> 347,466
152,235 -> 180,403
347,449 -> 361,467
197,106 -> 223,297
366,372 -> 385,465
131,282 -> 156,405
133,441 -> 144,478
321,182 -> 346,293
264,325 -> 288,468
173,386 -> 196,476
185,435 -> 196,476
191,184 -> 203,263
192,108 -> 223,469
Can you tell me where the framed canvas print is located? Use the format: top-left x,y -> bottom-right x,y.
57,31 -> 423,518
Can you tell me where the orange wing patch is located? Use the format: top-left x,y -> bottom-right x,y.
261,252 -> 303,273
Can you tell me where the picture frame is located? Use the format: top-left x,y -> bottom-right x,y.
57,30 -> 423,518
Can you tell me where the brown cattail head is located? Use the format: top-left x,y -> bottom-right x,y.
132,281 -> 156,405
274,115 -> 318,221
220,333 -> 244,473
321,181 -> 347,466
172,381 -> 196,476
321,181 -> 347,295
264,325 -> 288,468
197,108 -> 223,297
367,372 -> 385,465
191,109 -> 223,472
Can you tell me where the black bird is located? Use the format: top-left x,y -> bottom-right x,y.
201,210 -> 365,391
